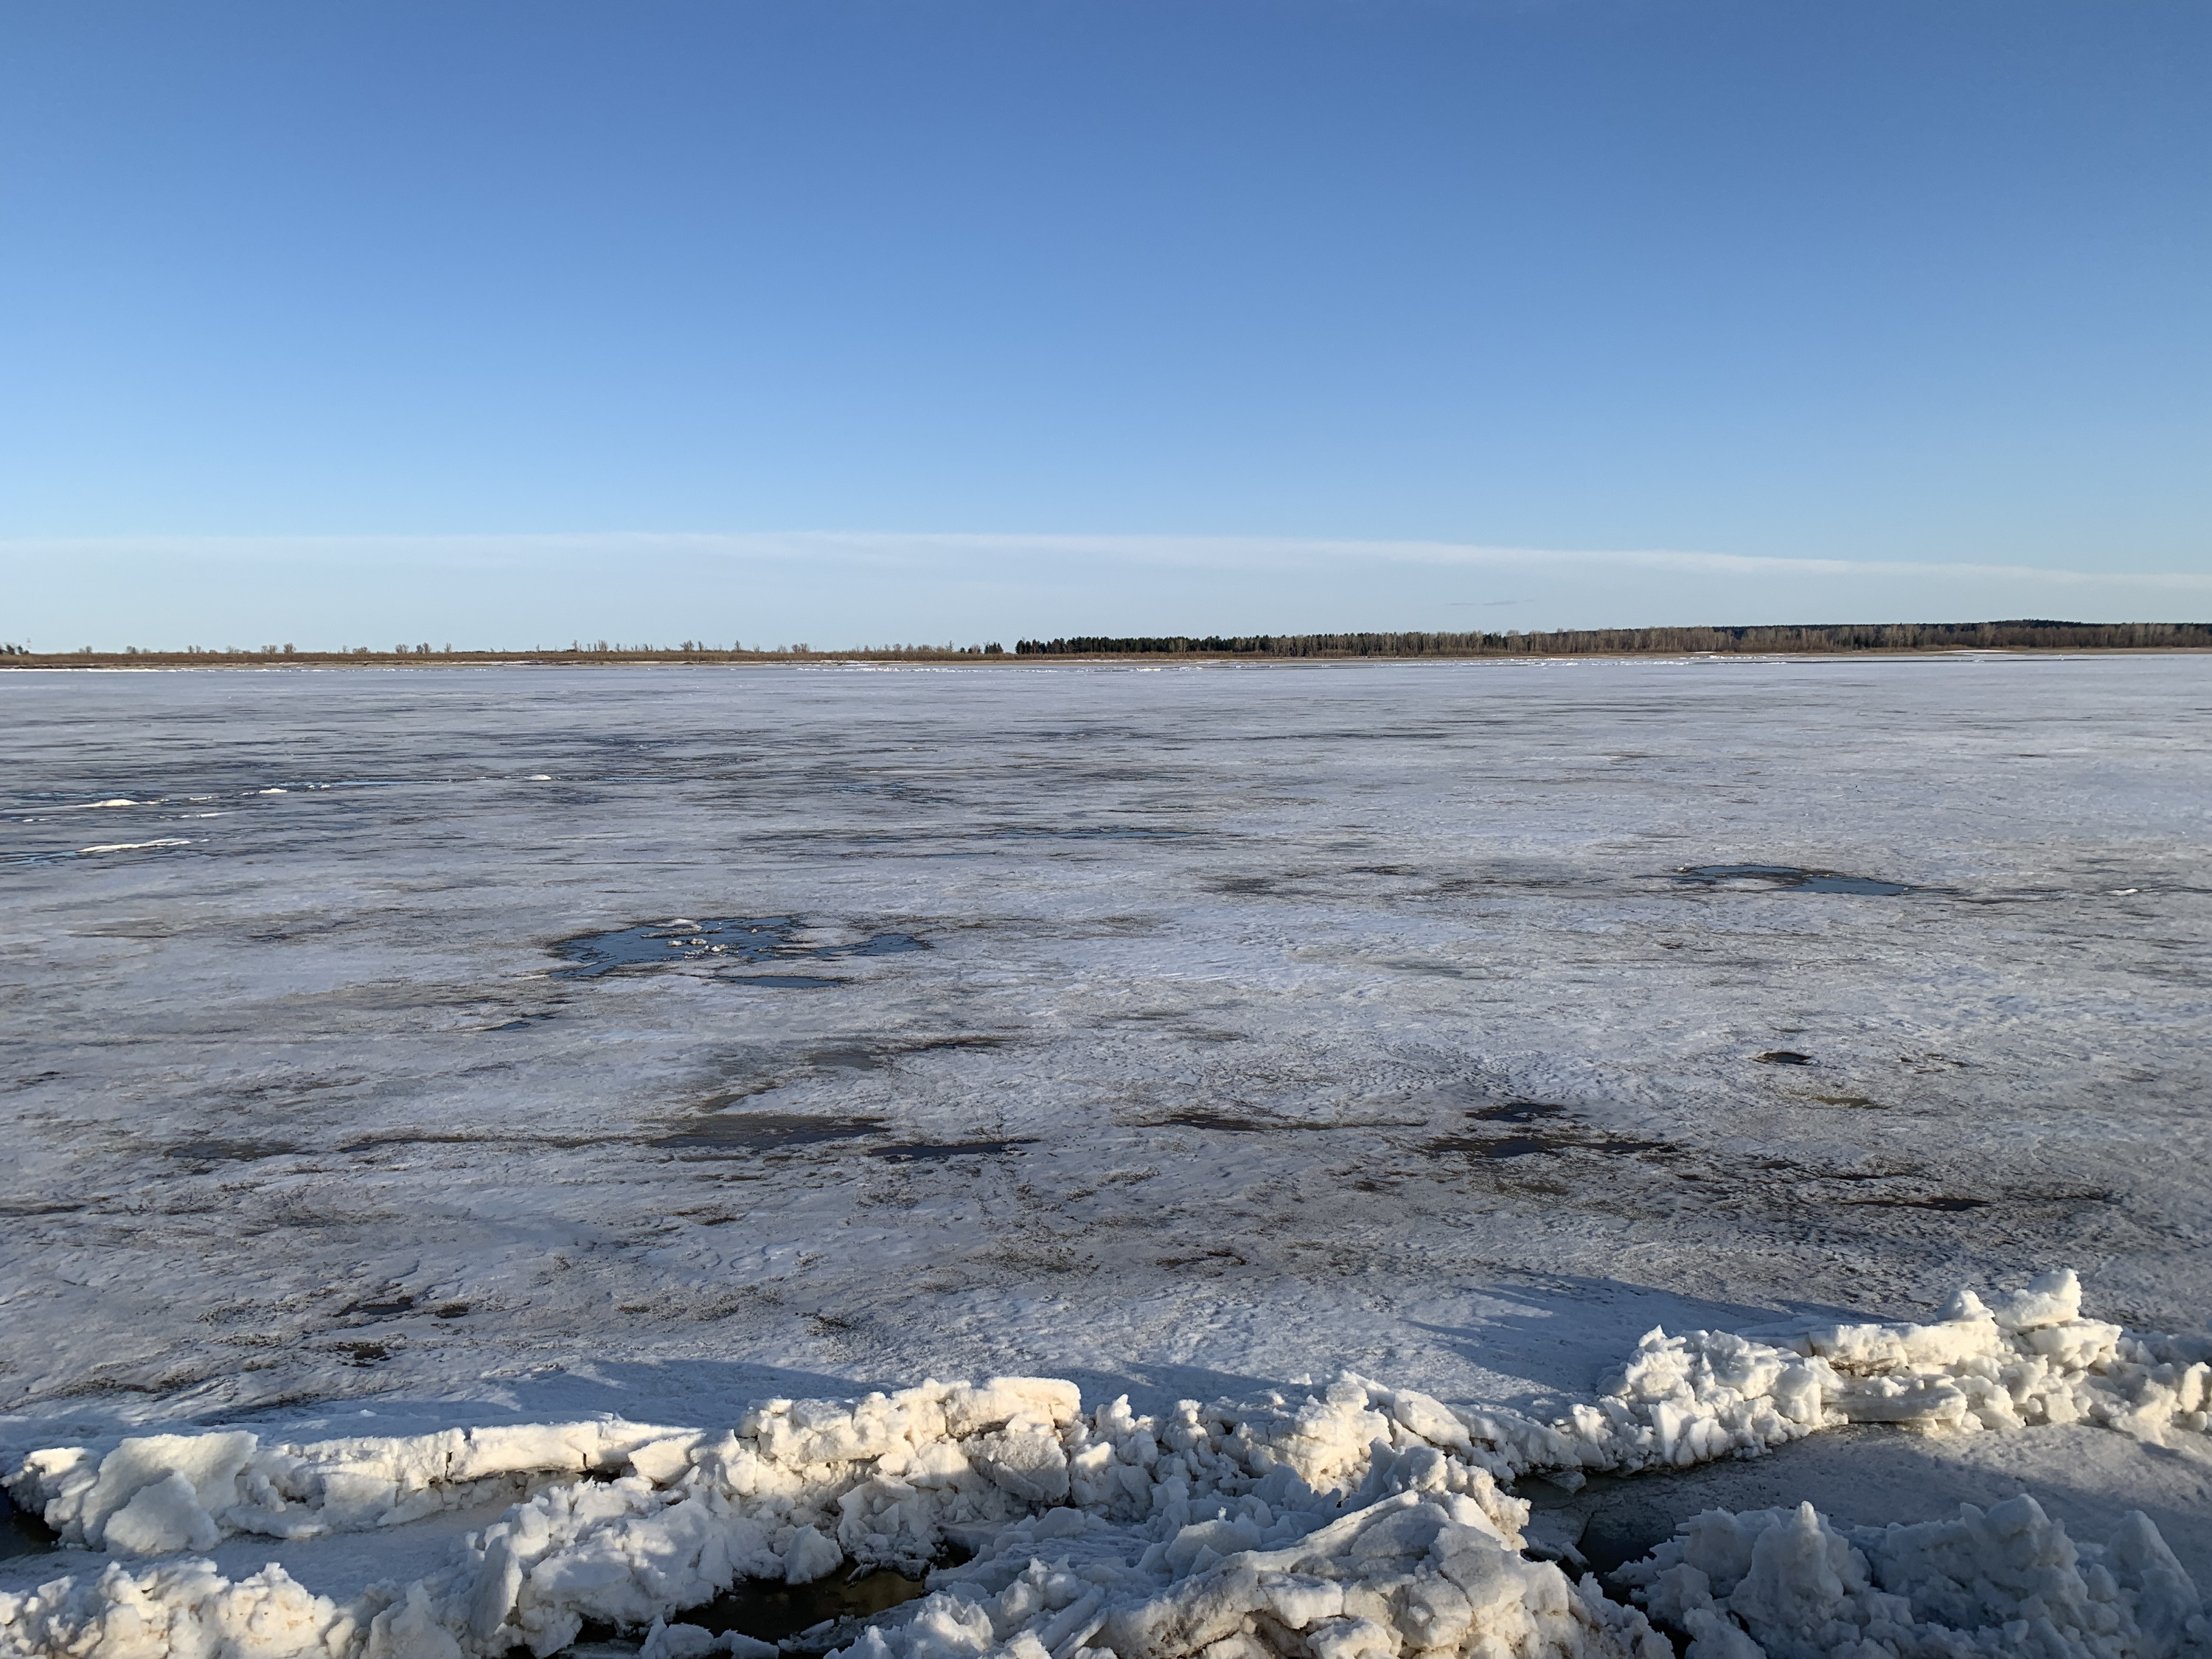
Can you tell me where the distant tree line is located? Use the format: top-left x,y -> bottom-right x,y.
0,641 -> 1010,662
1013,621 -> 2212,657
7,622 -> 2208,664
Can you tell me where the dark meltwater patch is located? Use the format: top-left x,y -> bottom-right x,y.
0,1493 -> 58,1560
1430,1108 -> 1672,1164
1470,1101 -> 1569,1125
653,1113 -> 889,1154
869,1138 -> 1037,1162
1676,865 -> 1915,897
552,917 -> 928,981
992,826 -> 1191,842
166,1139 -> 299,1163
571,1557 -> 940,1656
1161,1112 -> 1274,1133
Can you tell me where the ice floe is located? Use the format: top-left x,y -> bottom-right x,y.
4,1273 -> 2206,1659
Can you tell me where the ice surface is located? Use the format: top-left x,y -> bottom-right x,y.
1,657 -> 2210,1651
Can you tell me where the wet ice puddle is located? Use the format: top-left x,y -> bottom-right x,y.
552,919 -> 928,987
1673,864 -> 1916,896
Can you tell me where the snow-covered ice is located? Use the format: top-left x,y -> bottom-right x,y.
1,656 -> 2209,1655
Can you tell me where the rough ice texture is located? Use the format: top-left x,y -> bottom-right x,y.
7,658 -> 2212,1444
4,1273 -> 2206,1659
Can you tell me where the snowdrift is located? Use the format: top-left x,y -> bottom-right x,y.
3,1271 -> 2206,1659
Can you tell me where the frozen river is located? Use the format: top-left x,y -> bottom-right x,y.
2,656 -> 2210,1650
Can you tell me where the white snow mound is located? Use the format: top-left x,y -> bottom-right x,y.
1,1270 -> 2206,1659
1619,1496 -> 2206,1659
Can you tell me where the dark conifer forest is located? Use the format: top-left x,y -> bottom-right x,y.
1011,621 -> 2211,657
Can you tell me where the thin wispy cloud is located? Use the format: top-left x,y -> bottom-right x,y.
6,532 -> 2204,650
10,532 -> 2211,591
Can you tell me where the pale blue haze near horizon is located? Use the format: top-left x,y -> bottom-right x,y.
2,0 -> 2208,648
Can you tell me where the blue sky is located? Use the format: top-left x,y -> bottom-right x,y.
3,1 -> 2207,648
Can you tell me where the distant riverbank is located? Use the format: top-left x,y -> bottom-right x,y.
4,618 -> 2209,668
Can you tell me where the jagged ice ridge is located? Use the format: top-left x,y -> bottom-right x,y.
4,1272 -> 2208,1659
